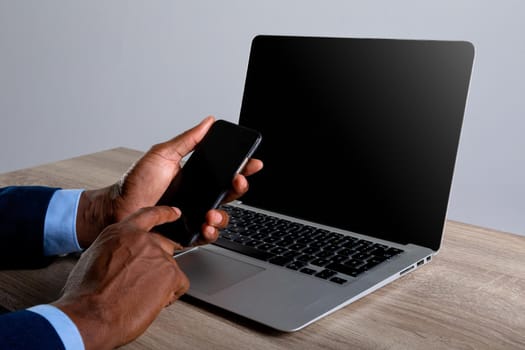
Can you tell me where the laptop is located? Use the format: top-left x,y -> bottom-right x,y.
175,35 -> 475,332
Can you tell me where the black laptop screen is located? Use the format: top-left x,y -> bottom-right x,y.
238,35 -> 474,251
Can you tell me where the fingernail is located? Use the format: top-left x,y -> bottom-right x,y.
172,207 -> 181,216
212,210 -> 222,224
204,225 -> 215,237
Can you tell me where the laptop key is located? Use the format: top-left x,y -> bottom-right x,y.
345,258 -> 366,268
330,277 -> 348,285
325,263 -> 363,278
233,236 -> 252,244
386,247 -> 404,256
213,237 -> 275,261
309,241 -> 325,249
368,256 -> 387,265
302,246 -> 321,255
269,246 -> 288,255
316,250 -> 334,259
275,238 -> 295,247
296,237 -> 312,245
299,267 -> 317,275
220,233 -> 237,241
283,250 -> 302,259
311,258 -> 331,267
296,254 -> 315,263
289,243 -> 307,251
244,239 -> 262,247
252,232 -> 269,241
330,254 -> 348,264
315,269 -> 337,279
264,236 -> 282,244
287,261 -> 307,270
257,243 -> 275,251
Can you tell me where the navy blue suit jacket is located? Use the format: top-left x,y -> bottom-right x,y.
0,186 -> 66,349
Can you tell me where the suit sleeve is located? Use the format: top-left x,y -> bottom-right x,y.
0,309 -> 65,350
0,186 -> 60,269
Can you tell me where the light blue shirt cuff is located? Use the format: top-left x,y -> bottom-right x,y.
28,304 -> 85,350
43,189 -> 84,256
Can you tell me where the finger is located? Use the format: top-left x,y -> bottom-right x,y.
240,158 -> 264,176
173,269 -> 190,299
206,209 -> 229,228
125,206 -> 181,232
152,116 -> 215,161
198,225 -> 219,245
221,160 -> 263,203
165,261 -> 190,307
150,232 -> 183,253
221,174 -> 249,204
193,210 -> 227,245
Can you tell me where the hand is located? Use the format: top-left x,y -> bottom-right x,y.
76,116 -> 263,248
53,206 -> 189,350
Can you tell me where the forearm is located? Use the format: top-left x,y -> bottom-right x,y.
0,186 -> 59,268
0,185 -> 114,267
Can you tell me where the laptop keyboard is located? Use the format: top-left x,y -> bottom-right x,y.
213,205 -> 404,285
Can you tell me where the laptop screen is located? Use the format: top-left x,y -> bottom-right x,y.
238,35 -> 474,251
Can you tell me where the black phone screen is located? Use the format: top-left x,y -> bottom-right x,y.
155,119 -> 262,246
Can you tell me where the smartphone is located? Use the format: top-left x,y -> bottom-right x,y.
154,119 -> 262,247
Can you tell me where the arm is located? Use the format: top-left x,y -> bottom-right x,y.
0,186 -> 60,269
0,309 -> 67,350
0,186 -> 86,269
0,187 -> 86,349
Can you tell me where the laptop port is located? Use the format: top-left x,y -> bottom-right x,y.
400,265 -> 415,275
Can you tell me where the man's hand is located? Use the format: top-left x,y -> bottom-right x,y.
76,116 -> 263,248
53,206 -> 189,350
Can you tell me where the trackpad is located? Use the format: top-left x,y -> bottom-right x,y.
175,248 -> 264,295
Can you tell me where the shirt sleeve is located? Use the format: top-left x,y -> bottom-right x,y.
43,189 -> 84,256
27,304 -> 85,350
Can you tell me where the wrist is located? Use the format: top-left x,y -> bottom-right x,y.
28,304 -> 86,350
76,186 -> 117,248
52,298 -> 113,350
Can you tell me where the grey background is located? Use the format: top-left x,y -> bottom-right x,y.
0,1 -> 523,236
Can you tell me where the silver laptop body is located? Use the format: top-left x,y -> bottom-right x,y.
176,35 -> 475,332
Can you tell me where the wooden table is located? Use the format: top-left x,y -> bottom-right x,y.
1,148 -> 524,349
